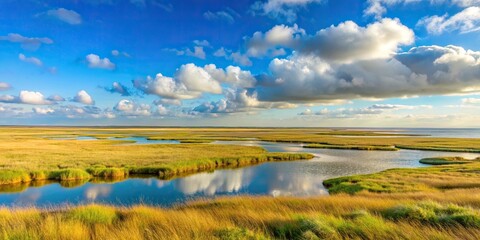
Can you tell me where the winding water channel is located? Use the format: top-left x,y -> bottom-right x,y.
1,138 -> 479,207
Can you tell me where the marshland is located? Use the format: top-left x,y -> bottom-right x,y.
1,127 -> 480,239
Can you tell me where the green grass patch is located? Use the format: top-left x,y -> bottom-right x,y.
67,205 -> 118,224
420,156 -> 479,165
53,169 -> 91,181
396,145 -> 480,153
383,201 -> 480,227
0,170 -> 31,185
86,167 -> 129,178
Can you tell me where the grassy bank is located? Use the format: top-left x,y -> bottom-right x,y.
0,152 -> 313,185
323,161 -> 480,194
419,156 -> 480,165
1,190 -> 480,239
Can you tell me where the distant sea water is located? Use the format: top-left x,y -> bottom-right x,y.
350,128 -> 480,138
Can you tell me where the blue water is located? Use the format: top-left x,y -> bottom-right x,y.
1,141 -> 478,208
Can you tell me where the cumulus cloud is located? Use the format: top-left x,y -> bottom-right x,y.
46,8 -> 82,25
186,46 -> 206,59
111,49 -> 130,57
214,47 -> 253,66
247,24 -> 304,57
204,8 -> 240,24
300,18 -> 414,62
256,43 -> 480,102
114,99 -> 151,117
250,0 -> 323,22
18,53 -> 42,66
85,54 -> 116,70
134,63 -> 251,99
364,0 -> 421,19
0,33 -> 53,50
204,64 -> 257,88
0,91 -> 52,105
246,18 -> 414,62
0,82 -> 11,91
418,7 -> 480,34
47,95 -> 65,102
32,107 -> 55,115
51,105 -> 115,119
105,82 -> 131,96
154,98 -> 182,106
164,45 -> 206,59
20,91 -> 53,105
192,88 -> 296,114
450,0 -> 480,7
73,90 -> 94,105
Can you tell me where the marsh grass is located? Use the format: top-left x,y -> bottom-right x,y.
324,162 -> 480,194
419,156 -> 480,165
0,127 -> 315,185
1,192 -> 480,239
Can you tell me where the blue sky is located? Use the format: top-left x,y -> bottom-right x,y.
1,0 -> 480,127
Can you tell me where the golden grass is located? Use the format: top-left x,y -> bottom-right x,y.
3,126 -> 480,153
1,190 -> 480,239
2,127 -> 480,239
0,127 -> 314,185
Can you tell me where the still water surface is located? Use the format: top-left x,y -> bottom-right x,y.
1,140 -> 479,207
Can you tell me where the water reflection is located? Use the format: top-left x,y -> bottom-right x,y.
0,141 -> 479,207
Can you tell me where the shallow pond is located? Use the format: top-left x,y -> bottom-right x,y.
1,141 -> 479,208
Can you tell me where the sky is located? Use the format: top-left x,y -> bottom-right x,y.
1,0 -> 480,127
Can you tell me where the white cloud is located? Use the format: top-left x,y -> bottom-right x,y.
134,63 -> 248,99
185,46 -> 206,59
32,107 -> 55,115
418,7 -> 480,34
256,44 -> 480,102
214,48 -> 253,66
204,64 -> 256,88
46,8 -> 82,25
105,82 -> 131,96
0,33 -> 53,50
19,91 -> 52,105
462,97 -> 480,104
111,49 -> 130,57
175,64 -> 222,93
364,0 -> 421,19
301,18 -> 414,62
0,82 -> 11,91
247,24 -> 304,57
114,99 -> 151,117
18,53 -> 43,66
246,18 -> 414,62
204,8 -> 240,24
73,90 -> 94,105
47,95 -> 65,102
251,0 -> 323,22
86,54 -> 116,70
193,88 -> 296,114
134,73 -> 199,100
